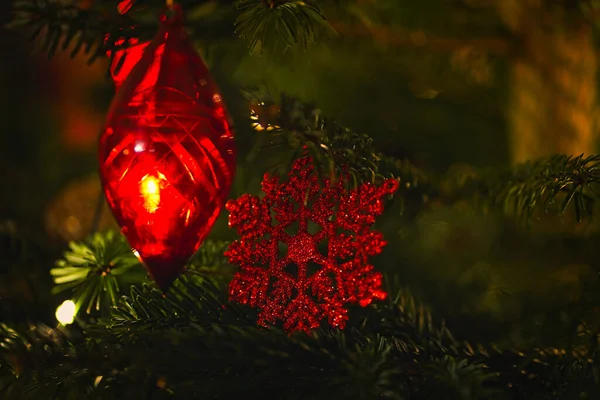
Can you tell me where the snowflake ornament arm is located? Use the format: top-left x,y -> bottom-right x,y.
226,157 -> 399,333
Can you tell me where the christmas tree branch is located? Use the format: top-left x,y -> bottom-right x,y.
235,0 -> 332,54
245,92 -> 600,225
49,231 -> 144,316
90,271 -> 600,399
7,0 -> 331,64
359,284 -> 600,399
365,286 -> 460,354
447,154 -> 600,223
0,322 -> 94,399
3,275 -> 599,399
244,92 -> 600,226
91,275 -> 256,339
49,230 -> 233,318
7,0 -> 139,63
0,284 -> 407,399
244,90 -> 433,210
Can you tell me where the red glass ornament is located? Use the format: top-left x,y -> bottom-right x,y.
99,4 -> 236,291
226,157 -> 398,333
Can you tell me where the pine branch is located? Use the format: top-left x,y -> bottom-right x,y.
0,323 -> 405,399
235,0 -> 332,54
8,0 -> 331,65
244,89 -> 433,213
423,356 -> 501,400
448,154 -> 600,223
245,90 -> 600,226
90,274 -> 255,340
355,284 -> 600,399
0,322 -> 91,399
7,0 -> 142,63
1,279 -> 407,399
50,231 -> 144,316
50,230 -> 234,318
1,277 -> 600,399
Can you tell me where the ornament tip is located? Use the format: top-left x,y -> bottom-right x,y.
141,255 -> 188,293
152,274 -> 178,293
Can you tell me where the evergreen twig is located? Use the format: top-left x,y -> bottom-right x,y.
235,0 -> 332,54
450,154 -> 600,223
50,231 -> 143,316
2,279 -> 599,399
8,0 -> 140,64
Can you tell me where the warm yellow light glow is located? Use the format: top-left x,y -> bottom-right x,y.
250,109 -> 280,132
55,300 -> 77,325
140,175 -> 161,212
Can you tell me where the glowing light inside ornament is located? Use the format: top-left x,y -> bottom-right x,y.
55,300 -> 77,325
134,141 -> 146,152
140,174 -> 162,213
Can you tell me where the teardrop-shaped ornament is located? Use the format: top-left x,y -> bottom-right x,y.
99,4 -> 236,291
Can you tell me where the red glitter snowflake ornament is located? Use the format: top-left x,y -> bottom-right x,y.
226,158 -> 399,333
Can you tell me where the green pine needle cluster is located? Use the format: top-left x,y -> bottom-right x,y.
236,0 -> 331,54
50,231 -> 142,315
452,154 -> 600,224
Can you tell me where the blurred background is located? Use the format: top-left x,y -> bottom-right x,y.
2,0 -> 600,349
0,0 -> 114,322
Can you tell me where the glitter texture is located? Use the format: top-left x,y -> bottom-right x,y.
226,157 -> 398,333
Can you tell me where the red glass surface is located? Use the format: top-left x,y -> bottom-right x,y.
117,0 -> 134,14
105,1 -> 149,89
106,37 -> 149,91
99,5 -> 236,291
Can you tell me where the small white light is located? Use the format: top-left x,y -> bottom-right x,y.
55,300 -> 77,325
134,141 -> 146,152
